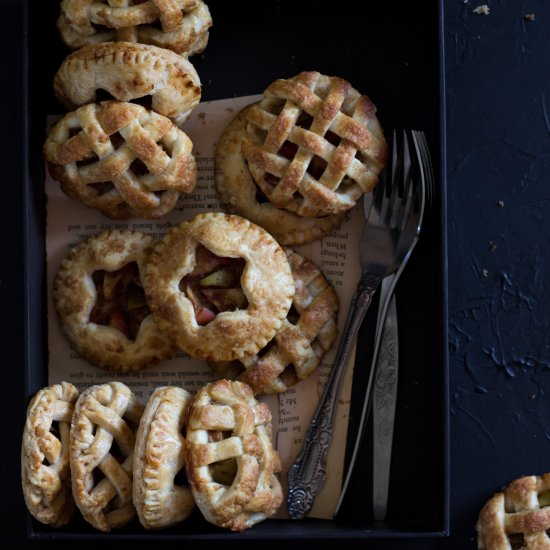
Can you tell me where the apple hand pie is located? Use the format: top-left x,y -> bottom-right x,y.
185,380 -> 282,531
210,248 -> 339,394
21,382 -> 79,528
54,229 -> 175,372
242,71 -> 388,217
57,0 -> 212,56
70,382 -> 144,532
143,213 -> 295,362
133,386 -> 195,530
54,42 -> 201,125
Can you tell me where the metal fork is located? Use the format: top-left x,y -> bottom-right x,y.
287,129 -> 425,520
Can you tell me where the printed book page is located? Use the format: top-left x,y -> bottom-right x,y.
45,95 -> 365,520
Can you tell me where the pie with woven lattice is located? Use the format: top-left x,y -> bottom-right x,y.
242,71 -> 388,217
143,213 -> 295,362
71,381 -> 144,532
477,473 -> 550,549
58,0 -> 212,56
54,42 -> 201,125
215,104 -> 345,245
185,379 -> 282,531
21,382 -> 79,528
44,101 -> 196,219
210,248 -> 339,394
133,386 -> 195,530
54,229 -> 175,371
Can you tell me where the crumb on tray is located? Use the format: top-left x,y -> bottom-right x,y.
473,4 -> 490,15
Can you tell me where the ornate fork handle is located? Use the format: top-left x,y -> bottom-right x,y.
287,272 -> 380,520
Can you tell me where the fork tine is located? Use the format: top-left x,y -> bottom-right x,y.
412,130 -> 435,207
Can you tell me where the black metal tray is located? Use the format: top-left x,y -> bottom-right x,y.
23,0 -> 448,539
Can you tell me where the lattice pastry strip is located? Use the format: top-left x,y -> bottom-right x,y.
185,380 -> 282,531
58,0 -> 212,56
71,382 -> 144,532
21,382 -> 79,527
133,386 -> 195,530
210,248 -> 339,394
44,101 -> 197,219
477,473 -> 550,549
243,71 -> 388,217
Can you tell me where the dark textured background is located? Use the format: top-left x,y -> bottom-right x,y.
4,0 -> 550,547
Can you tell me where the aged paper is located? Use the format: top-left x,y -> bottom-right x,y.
45,95 -> 364,520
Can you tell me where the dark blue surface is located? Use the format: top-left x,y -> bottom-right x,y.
3,0 -> 550,547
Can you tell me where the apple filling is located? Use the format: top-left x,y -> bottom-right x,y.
89,262 -> 149,340
179,245 -> 248,326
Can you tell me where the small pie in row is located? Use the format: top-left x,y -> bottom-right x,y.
44,101 -> 197,219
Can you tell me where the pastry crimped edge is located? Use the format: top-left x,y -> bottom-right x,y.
21,382 -> 79,528
143,213 -> 295,362
215,104 -> 344,245
53,41 -> 201,125
133,386 -> 195,530
53,229 -> 176,372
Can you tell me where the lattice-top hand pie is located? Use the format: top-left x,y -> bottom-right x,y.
185,379 -> 283,531
242,71 -> 388,217
21,382 -> 79,528
70,382 -> 144,532
210,248 -> 339,394
58,0 -> 212,56
54,229 -> 175,372
54,42 -> 201,125
215,104 -> 345,245
477,472 -> 550,549
133,386 -> 195,530
143,213 -> 295,362
44,101 -> 197,219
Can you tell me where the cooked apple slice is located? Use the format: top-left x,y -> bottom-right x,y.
201,288 -> 247,312
199,268 -> 236,288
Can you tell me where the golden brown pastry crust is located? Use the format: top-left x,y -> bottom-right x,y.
44,101 -> 197,219
54,229 -> 176,372
58,0 -> 212,56
215,105 -> 344,245
54,42 -> 201,125
143,213 -> 295,362
210,248 -> 339,394
185,380 -> 282,531
21,382 -> 79,528
133,386 -> 195,530
70,382 -> 144,532
477,473 -> 550,549
242,71 -> 388,217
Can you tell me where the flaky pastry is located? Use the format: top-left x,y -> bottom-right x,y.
242,71 -> 388,217
477,473 -> 550,549
21,382 -> 79,528
70,382 -> 144,532
44,101 -> 197,219
211,248 -> 339,394
133,386 -> 195,530
143,213 -> 295,362
185,380 -> 282,531
54,42 -> 201,125
54,229 -> 175,372
215,105 -> 344,245
58,0 -> 212,56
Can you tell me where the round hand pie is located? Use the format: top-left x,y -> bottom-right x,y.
44,101 -> 197,219
21,382 -> 79,528
185,379 -> 283,531
215,104 -> 345,245
477,472 -> 550,549
57,0 -> 212,56
143,213 -> 295,362
133,386 -> 195,530
54,42 -> 201,125
242,71 -> 388,217
210,248 -> 339,394
54,229 -> 175,372
70,382 -> 144,532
